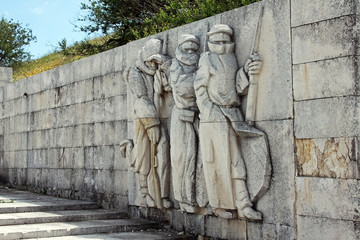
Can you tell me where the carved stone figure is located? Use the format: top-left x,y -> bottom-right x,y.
122,38 -> 172,209
194,24 -> 271,220
169,34 -> 207,213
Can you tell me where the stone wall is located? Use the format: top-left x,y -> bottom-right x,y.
292,0 -> 360,239
0,67 -> 12,87
0,50 -> 129,211
0,0 -> 358,239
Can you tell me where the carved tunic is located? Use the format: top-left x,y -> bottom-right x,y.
170,59 -> 207,209
194,51 -> 262,210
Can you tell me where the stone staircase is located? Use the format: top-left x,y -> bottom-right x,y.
0,188 -> 192,240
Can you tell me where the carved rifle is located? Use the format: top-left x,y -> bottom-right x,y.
150,33 -> 169,209
245,3 -> 264,125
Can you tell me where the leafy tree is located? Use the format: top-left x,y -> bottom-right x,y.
76,0 -> 260,54
0,17 -> 36,67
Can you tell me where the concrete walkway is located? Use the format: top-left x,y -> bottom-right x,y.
0,187 -> 193,240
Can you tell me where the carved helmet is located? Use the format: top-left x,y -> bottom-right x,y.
207,24 -> 233,42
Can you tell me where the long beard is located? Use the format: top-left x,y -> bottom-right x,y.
175,47 -> 199,67
208,42 -> 235,55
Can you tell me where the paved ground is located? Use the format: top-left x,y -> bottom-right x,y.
0,187 -> 193,240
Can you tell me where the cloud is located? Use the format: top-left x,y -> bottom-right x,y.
30,7 -> 44,15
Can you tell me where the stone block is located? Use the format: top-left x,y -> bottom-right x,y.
293,56 -> 358,101
93,146 -> 104,170
204,216 -> 246,239
103,72 -> 121,99
57,169 -> 72,189
93,122 -> 105,146
72,168 -> 86,190
113,47 -> 126,73
114,170 -> 128,196
296,137 -> 360,179
73,147 -> 85,169
296,177 -> 359,221
84,147 -> 95,169
294,96 -> 360,139
73,80 -> 93,104
184,213 -> 205,236
72,124 -> 84,147
103,145 -> 115,170
247,222 -> 296,240
92,99 -> 105,123
297,216 -> 358,240
99,49 -> 116,76
256,120 -> 296,226
75,102 -> 93,125
113,95 -> 127,121
104,122 -> 116,145
292,16 -> 356,64
0,67 -> 12,86
72,55 -> 101,82
104,97 -> 115,122
291,0 -> 355,27
93,76 -> 104,100
83,123 -> 95,147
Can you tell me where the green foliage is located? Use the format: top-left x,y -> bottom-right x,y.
76,0 -> 261,52
0,17 -> 36,67
137,0 -> 260,37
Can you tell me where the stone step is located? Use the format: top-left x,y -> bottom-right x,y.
27,230 -> 195,240
0,199 -> 98,213
0,209 -> 127,226
0,219 -> 161,240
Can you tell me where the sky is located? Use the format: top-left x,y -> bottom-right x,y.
1,0 -> 96,59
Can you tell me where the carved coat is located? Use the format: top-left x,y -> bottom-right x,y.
127,62 -> 170,202
169,58 -> 207,208
194,51 -> 270,210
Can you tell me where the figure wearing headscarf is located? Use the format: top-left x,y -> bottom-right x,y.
170,34 -> 207,213
124,38 -> 172,209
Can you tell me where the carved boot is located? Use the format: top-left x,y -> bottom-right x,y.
234,179 -> 262,221
162,198 -> 173,209
213,208 -> 237,219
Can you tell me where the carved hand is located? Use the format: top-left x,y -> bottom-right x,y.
245,53 -> 262,76
147,125 -> 160,144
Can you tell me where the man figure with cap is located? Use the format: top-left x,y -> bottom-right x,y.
125,38 -> 172,209
194,24 -> 268,220
169,34 -> 207,213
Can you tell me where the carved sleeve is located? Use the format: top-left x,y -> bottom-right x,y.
236,67 -> 249,95
128,68 -> 160,129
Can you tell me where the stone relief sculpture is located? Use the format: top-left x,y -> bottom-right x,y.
194,24 -> 271,220
169,34 -> 207,213
121,38 -> 172,209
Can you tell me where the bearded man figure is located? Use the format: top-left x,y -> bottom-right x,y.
194,24 -> 271,220
170,34 -> 207,213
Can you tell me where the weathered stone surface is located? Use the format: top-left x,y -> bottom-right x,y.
296,137 -> 359,179
291,0 -> 355,27
292,16 -> 356,64
223,0 -> 293,121
294,96 -> 360,139
0,67 -> 12,89
296,177 -> 359,220
256,120 -> 295,226
297,216 -> 358,240
247,222 -> 296,240
293,56 -> 358,100
204,216 -> 246,239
